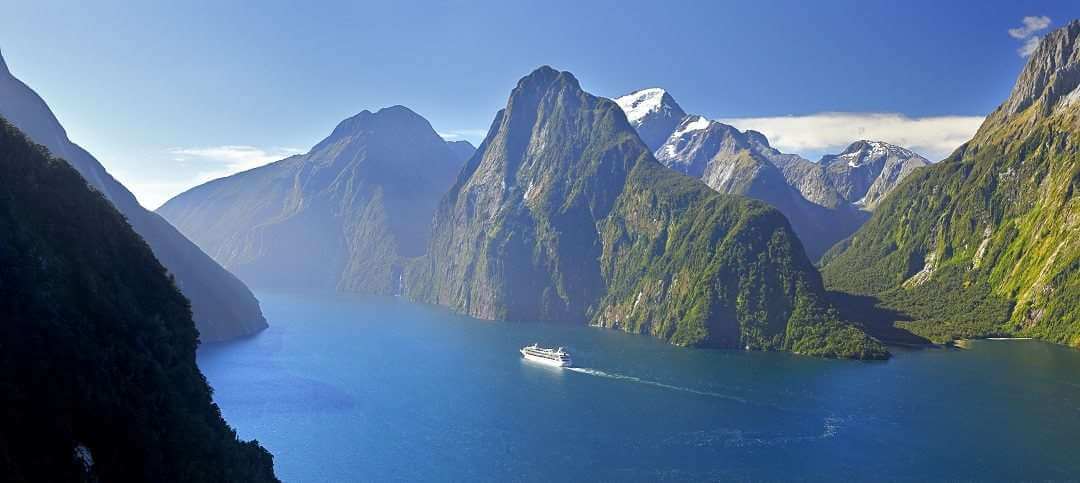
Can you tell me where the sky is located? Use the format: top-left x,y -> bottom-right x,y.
1,0 -> 1078,209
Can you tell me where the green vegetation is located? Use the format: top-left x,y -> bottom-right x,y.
822,96 -> 1080,346
409,67 -> 887,359
0,118 -> 277,482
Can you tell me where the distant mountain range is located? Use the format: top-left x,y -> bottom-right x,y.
158,66 -> 888,359
0,49 -> 266,342
615,89 -> 929,259
822,20 -> 1080,347
405,66 -> 885,358
158,106 -> 472,294
782,140 -> 931,210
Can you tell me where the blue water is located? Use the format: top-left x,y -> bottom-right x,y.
199,292 -> 1080,481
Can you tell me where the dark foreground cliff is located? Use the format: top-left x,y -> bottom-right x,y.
0,117 -> 277,482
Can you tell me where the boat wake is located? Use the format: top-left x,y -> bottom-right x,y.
566,367 -> 747,403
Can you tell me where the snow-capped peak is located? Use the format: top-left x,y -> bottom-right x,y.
614,88 -> 676,125
838,140 -> 918,168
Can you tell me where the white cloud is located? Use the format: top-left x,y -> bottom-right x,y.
718,112 -> 985,161
1018,36 -> 1043,57
118,145 -> 303,209
170,145 -> 302,174
1008,16 -> 1051,57
437,129 -> 487,143
169,145 -> 303,187
1008,16 -> 1051,39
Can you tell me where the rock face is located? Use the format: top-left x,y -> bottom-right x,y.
815,141 -> 930,209
406,66 -> 886,359
769,140 -> 930,210
0,49 -> 266,342
158,106 -> 466,294
614,88 -> 687,151
0,118 -> 277,482
822,20 -> 1080,346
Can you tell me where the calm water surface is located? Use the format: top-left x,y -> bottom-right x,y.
198,292 -> 1080,481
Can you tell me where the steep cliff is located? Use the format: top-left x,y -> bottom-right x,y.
0,117 -> 277,482
822,21 -> 1080,345
0,49 -> 265,342
407,67 -> 886,359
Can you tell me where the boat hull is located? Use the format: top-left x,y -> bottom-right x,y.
520,349 -> 572,367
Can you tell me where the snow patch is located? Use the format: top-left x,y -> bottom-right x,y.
614,88 -> 670,125
523,180 -> 540,202
672,115 -> 712,138
840,141 -> 917,168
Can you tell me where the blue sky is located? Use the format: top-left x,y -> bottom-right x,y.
1,0 -> 1077,208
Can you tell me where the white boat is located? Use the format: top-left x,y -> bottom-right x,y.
520,344 -> 572,367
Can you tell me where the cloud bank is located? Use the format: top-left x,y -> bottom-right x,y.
718,112 -> 985,161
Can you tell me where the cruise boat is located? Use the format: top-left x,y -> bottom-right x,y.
520,344 -> 572,367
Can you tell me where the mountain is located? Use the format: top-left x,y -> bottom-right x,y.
406,66 -> 886,359
782,140 -> 931,210
0,118 -> 277,482
616,88 -> 930,259
0,49 -> 266,342
446,139 -> 476,163
821,20 -> 1080,346
158,106 -> 467,294
652,114 -> 869,259
614,88 -> 687,151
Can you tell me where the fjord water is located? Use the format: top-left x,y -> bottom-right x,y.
199,293 -> 1080,481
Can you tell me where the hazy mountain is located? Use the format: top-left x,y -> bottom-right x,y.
822,20 -> 1080,346
446,139 -> 476,163
651,114 -> 869,259
158,106 -> 467,294
0,118 -> 276,482
0,49 -> 266,342
406,66 -> 885,359
613,88 -> 687,151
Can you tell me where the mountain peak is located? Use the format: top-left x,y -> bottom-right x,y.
515,65 -> 580,93
999,20 -> 1080,121
0,47 -> 7,74
317,105 -> 437,151
833,140 -> 921,168
613,87 -> 688,150
613,87 -> 684,126
744,130 -> 771,147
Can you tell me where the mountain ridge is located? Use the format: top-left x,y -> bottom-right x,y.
158,105 -> 468,294
821,20 -> 1080,346
406,66 -> 886,359
0,116 -> 277,482
0,49 -> 266,342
